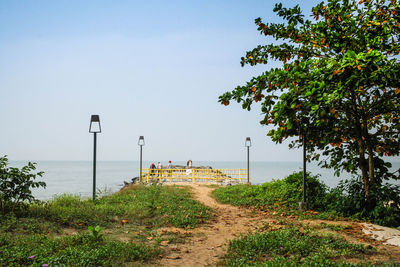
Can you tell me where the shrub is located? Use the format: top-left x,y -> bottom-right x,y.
0,156 -> 46,213
326,178 -> 400,227
213,171 -> 328,210
281,171 -> 328,210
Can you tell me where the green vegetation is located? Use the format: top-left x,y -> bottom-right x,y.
219,0 -> 400,213
223,228 -> 377,267
213,171 -> 400,227
215,173 -> 399,266
0,231 -> 159,266
213,172 -> 327,210
26,184 -> 212,229
1,183 -> 212,266
0,156 -> 46,213
326,178 -> 400,227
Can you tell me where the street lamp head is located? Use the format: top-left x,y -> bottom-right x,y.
89,115 -> 101,133
138,136 -> 145,146
245,137 -> 252,147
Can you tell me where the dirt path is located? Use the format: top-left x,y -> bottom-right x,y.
159,184 -> 269,267
158,183 -> 400,266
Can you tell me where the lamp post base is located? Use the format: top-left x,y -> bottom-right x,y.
299,202 -> 308,211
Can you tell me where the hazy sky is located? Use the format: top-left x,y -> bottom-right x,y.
0,0 -> 321,162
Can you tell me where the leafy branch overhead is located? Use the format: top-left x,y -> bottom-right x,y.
219,0 -> 400,199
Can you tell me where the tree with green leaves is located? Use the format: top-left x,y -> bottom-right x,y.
219,0 -> 400,206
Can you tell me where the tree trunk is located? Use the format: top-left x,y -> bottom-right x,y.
358,140 -> 370,197
356,92 -> 376,208
351,91 -> 371,198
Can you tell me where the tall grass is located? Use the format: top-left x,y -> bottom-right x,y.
26,184 -> 212,228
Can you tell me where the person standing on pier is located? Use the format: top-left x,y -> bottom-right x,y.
150,163 -> 156,177
167,160 -> 172,177
157,162 -> 162,177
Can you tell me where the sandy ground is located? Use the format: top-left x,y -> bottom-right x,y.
158,183 -> 400,266
361,223 -> 400,246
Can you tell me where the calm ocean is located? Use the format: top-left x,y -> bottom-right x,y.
8,160 -> 400,200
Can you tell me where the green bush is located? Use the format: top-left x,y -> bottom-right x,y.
325,178 -> 400,227
0,156 -> 45,213
280,172 -> 328,210
213,171 -> 328,210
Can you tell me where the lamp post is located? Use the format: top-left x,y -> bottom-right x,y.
138,136 -> 145,182
299,118 -> 308,210
245,137 -> 251,184
89,115 -> 101,201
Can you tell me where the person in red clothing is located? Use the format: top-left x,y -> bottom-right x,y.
167,160 -> 172,177
150,163 -> 156,177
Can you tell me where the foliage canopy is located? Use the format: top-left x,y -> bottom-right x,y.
219,0 -> 400,198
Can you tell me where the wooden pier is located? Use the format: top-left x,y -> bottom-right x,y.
141,168 -> 249,184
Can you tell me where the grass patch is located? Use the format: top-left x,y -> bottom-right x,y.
212,172 -> 327,211
1,213 -> 61,234
222,228 -> 378,266
213,174 -> 399,266
26,184 -> 212,229
1,184 -> 212,266
212,173 -> 344,222
213,171 -> 400,227
0,231 -> 159,266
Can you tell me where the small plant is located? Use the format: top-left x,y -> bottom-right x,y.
96,186 -> 113,198
0,156 -> 46,213
88,225 -> 103,241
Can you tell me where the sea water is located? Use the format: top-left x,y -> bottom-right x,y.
8,160 -> 400,200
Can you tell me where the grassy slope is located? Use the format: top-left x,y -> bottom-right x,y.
212,184 -> 398,266
0,184 -> 212,266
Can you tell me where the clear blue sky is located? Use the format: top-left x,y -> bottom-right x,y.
0,0 -> 320,162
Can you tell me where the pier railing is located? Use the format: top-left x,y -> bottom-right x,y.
141,168 -> 248,184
